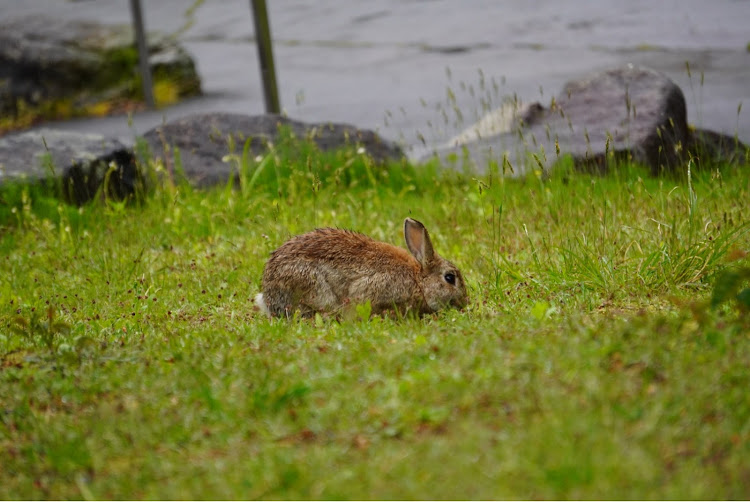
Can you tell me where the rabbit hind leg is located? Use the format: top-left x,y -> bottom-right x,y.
303,268 -> 344,315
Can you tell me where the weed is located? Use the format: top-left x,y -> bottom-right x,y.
9,306 -> 70,352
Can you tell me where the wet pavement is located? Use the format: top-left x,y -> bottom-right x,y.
2,0 -> 749,158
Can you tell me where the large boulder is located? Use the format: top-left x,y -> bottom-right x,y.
0,16 -> 201,134
140,113 -> 405,187
0,129 -> 138,204
429,66 -> 746,175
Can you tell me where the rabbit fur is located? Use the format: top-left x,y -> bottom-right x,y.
255,218 -> 468,318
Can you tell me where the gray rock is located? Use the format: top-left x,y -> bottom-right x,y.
0,15 -> 200,122
427,66 -> 746,175
0,129 -> 138,204
688,128 -> 748,167
140,113 -> 404,187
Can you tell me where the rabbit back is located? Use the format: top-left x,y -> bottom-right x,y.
260,228 -> 425,317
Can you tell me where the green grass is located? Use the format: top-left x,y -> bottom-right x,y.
1,141 -> 750,499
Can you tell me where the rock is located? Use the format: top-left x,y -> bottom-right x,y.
140,113 -> 404,187
688,128 -> 748,166
0,129 -> 138,204
427,66 -> 746,175
0,15 -> 201,133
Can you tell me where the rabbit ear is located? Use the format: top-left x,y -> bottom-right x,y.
404,218 -> 435,268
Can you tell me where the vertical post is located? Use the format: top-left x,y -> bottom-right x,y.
250,0 -> 280,114
129,0 -> 155,108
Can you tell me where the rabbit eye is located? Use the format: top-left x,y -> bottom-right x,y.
444,273 -> 456,285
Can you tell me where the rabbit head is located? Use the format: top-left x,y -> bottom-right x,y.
403,217 -> 468,313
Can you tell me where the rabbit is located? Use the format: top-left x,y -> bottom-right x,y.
255,218 -> 468,318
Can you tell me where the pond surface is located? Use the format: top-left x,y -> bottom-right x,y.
2,0 -> 749,156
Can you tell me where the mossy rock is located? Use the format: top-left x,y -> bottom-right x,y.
0,15 -> 202,135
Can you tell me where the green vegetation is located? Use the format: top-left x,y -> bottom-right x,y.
1,140 -> 749,499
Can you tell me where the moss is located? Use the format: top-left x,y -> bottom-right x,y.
0,99 -> 76,136
93,46 -> 140,92
152,62 -> 202,98
1,94 -> 133,136
152,80 -> 180,106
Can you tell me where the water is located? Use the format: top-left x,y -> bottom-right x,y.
2,0 -> 749,156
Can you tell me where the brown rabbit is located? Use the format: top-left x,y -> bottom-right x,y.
255,218 -> 468,318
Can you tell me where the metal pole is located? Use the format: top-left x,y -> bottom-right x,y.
129,0 -> 155,108
250,0 -> 280,114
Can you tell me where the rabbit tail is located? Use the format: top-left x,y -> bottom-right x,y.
254,293 -> 271,318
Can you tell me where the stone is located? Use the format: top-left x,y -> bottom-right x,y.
427,66 -> 746,175
688,128 -> 748,166
0,15 -> 201,132
0,129 -> 138,204
140,113 -> 404,187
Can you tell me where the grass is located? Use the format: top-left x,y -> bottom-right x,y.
1,138 -> 750,499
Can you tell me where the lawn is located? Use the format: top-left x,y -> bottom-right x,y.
1,140 -> 749,499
